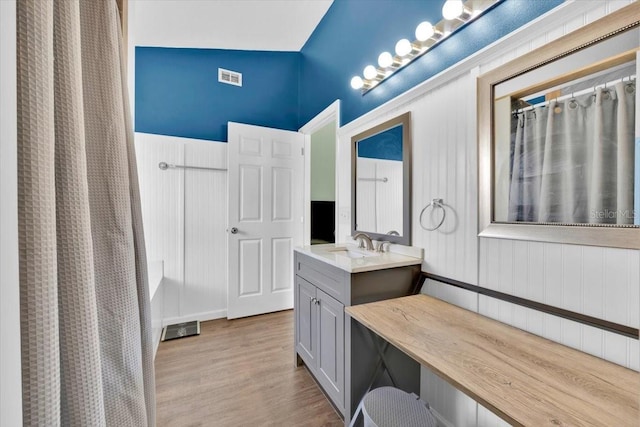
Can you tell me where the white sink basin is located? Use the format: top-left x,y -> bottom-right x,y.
295,244 -> 423,273
328,247 -> 381,258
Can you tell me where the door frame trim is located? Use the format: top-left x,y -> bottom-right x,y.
299,100 -> 341,245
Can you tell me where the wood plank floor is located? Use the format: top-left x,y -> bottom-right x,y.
155,310 -> 342,427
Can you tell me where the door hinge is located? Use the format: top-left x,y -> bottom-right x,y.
301,147 -> 304,156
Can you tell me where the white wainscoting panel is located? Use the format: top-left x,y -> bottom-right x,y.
477,292 -> 639,370
411,70 -> 479,285
136,133 -> 184,320
183,139 -> 228,320
355,158 -> 402,233
135,132 -> 228,325
479,239 -> 639,370
477,404 -> 512,427
355,158 -> 376,232
375,159 -> 403,234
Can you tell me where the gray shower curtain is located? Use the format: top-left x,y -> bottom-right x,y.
17,0 -> 155,425
508,81 -> 635,224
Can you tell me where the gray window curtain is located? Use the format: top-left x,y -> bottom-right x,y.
508,81 -> 635,225
17,0 -> 155,425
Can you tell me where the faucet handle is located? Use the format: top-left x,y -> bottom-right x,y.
357,239 -> 365,249
376,241 -> 391,253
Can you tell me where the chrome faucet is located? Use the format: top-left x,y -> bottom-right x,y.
353,232 -> 374,251
376,241 -> 391,253
375,230 -> 399,252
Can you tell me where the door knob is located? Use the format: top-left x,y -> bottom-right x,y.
230,227 -> 238,234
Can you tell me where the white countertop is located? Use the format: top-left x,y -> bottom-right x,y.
294,243 -> 422,273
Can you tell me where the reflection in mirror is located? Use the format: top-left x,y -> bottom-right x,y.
352,112 -> 411,246
494,60 -> 637,226
356,124 -> 403,234
478,4 -> 640,249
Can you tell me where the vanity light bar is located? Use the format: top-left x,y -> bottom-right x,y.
351,0 -> 502,94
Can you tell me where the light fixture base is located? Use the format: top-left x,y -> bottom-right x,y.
357,0 -> 502,95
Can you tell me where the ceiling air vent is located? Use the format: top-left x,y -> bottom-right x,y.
218,68 -> 242,87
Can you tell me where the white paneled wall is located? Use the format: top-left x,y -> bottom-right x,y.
376,159 -> 403,234
356,157 -> 403,233
411,70 -> 479,285
337,1 -> 638,426
479,240 -> 640,370
183,140 -> 228,321
356,159 -> 376,231
135,133 -> 228,326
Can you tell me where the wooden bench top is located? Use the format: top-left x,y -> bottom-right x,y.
345,294 -> 639,427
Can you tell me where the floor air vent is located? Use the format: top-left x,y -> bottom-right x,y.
161,320 -> 200,341
218,68 -> 242,87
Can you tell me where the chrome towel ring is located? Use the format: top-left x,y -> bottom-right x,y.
419,198 -> 446,231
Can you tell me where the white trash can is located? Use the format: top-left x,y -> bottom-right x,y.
362,387 -> 437,427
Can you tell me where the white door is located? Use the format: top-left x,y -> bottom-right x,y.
227,122 -> 304,319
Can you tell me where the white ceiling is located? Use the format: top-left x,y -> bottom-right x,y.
132,0 -> 334,51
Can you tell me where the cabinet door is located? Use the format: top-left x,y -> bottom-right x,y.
295,277 -> 317,368
316,288 -> 344,406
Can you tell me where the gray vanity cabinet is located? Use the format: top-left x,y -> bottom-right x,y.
294,275 -> 345,409
295,277 -> 317,366
294,250 -> 421,420
317,288 -> 344,404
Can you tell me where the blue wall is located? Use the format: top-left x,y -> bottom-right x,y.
135,47 -> 300,141
299,0 -> 563,126
135,0 -> 564,141
357,125 -> 403,161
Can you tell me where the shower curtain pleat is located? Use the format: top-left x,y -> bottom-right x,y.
615,82 -> 636,224
17,1 -> 61,423
17,0 -> 156,425
52,0 -> 106,425
589,88 -> 614,224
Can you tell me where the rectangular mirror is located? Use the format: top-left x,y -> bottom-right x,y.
479,4 -> 640,248
352,112 -> 411,245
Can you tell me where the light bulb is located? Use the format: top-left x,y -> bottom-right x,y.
395,39 -> 412,57
363,65 -> 378,80
442,0 -> 463,20
415,21 -> 435,41
378,52 -> 393,68
350,76 -> 364,90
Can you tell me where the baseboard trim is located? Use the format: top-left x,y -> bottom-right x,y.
162,309 -> 227,327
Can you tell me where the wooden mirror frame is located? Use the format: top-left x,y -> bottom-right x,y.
351,112 -> 412,245
478,3 -> 640,249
